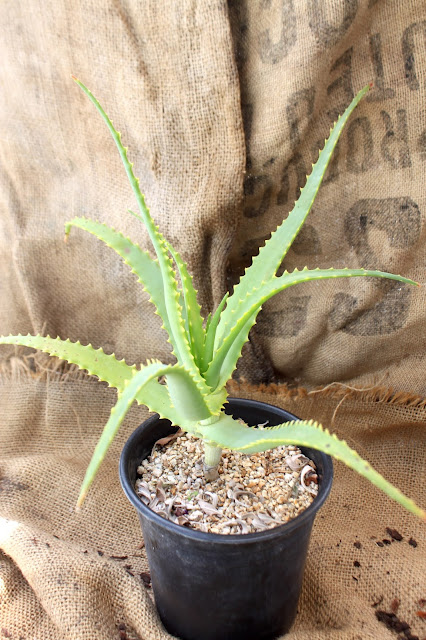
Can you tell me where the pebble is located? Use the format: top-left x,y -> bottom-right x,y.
135,433 -> 318,535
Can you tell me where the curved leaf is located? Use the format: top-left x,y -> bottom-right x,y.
197,413 -> 426,520
166,240 -> 205,370
0,334 -> 177,422
206,267 -> 417,390
76,360 -> 213,509
72,78 -> 206,389
0,333 -> 135,389
215,85 -> 371,347
65,217 -> 173,344
201,292 -> 229,373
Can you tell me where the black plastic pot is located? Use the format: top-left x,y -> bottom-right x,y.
120,398 -> 333,640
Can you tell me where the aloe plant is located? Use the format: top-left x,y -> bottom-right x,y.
1,80 -> 424,521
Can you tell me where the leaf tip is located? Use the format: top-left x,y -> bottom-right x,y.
75,491 -> 86,511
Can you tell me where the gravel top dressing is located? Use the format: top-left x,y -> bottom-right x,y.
135,431 -> 318,535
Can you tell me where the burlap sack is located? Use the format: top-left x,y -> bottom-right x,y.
0,1 -> 425,638
227,1 -> 426,393
1,0 -> 425,393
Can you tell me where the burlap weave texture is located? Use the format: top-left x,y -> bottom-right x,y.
1,0 -> 425,391
227,0 -> 426,392
0,1 -> 425,638
0,372 -> 425,639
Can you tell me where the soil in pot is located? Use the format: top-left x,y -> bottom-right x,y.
135,431 -> 319,534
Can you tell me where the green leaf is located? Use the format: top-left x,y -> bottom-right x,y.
207,310 -> 256,388
215,85 -> 371,348
0,333 -> 136,389
65,217 -> 174,346
197,413 -> 426,521
166,240 -> 205,370
163,365 -> 215,423
76,360 -> 212,509
206,267 -> 417,390
204,312 -> 212,335
0,334 -> 179,423
72,77 -> 205,388
201,292 -> 229,373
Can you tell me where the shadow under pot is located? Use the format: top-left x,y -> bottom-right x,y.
119,397 -> 333,640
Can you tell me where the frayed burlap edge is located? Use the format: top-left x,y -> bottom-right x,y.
2,351 -> 425,410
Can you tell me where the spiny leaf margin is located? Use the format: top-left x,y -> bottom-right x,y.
0,334 -> 185,425
76,361 -> 213,509
165,240 -> 205,370
65,217 -> 174,345
0,333 -> 136,389
196,413 -> 426,521
214,84 -> 372,347
72,77 -> 206,390
206,267 -> 417,391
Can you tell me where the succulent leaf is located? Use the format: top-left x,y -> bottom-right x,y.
205,312 -> 212,334
204,386 -> 228,415
8,78 -> 417,518
0,333 -> 136,389
72,78 -> 206,389
76,361 -> 212,509
206,267 -> 417,391
65,217 -> 175,344
215,85 -> 371,348
207,310 -> 256,390
197,413 -> 426,520
0,333 -> 194,422
162,365 -> 215,422
201,292 -> 229,373
166,240 -> 205,370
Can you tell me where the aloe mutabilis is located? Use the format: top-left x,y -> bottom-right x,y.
1,80 -> 424,521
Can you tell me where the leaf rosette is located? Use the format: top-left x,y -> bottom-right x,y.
1,80 -> 423,521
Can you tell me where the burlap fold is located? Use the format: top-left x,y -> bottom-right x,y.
1,1 -> 425,638
0,370 -> 424,639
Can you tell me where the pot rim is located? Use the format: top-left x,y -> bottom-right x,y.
119,397 -> 333,544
